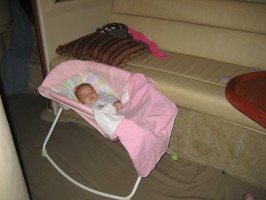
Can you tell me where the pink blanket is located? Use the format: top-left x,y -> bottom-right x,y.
117,74 -> 178,177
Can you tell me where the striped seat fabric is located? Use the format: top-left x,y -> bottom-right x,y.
56,32 -> 149,68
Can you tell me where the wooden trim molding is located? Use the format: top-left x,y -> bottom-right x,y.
31,0 -> 47,78
31,0 -> 51,109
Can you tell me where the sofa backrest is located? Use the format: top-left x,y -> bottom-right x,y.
109,0 -> 266,69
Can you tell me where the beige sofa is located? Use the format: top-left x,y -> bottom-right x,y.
36,0 -> 266,189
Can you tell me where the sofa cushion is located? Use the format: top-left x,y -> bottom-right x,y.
56,32 -> 149,68
123,50 -> 266,133
110,0 -> 266,69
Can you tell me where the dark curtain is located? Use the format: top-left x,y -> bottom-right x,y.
0,0 -> 33,96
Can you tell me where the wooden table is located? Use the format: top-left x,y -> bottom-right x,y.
225,71 -> 266,128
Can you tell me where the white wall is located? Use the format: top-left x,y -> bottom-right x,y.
35,0 -> 113,114
36,0 -> 113,73
0,96 -> 30,200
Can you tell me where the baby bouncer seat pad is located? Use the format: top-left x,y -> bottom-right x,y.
38,59 -> 178,177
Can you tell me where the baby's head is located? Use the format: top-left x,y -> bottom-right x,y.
75,83 -> 98,104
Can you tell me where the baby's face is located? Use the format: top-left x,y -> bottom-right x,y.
76,85 -> 98,104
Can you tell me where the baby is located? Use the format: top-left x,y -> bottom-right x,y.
74,83 -> 123,110
75,83 -> 124,137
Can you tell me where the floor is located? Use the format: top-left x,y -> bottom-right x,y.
3,92 -> 266,200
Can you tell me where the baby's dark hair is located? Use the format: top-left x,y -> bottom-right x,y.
74,83 -> 93,97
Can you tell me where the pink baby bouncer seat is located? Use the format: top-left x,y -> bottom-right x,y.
38,60 -> 178,200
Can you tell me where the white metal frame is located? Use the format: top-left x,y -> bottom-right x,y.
41,107 -> 142,200
41,106 -> 178,200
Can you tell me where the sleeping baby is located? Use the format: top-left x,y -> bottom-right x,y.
75,83 -> 124,138
74,83 -> 123,110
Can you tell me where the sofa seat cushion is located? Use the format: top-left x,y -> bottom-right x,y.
124,50 -> 265,133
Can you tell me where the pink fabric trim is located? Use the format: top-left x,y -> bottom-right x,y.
244,193 -> 256,200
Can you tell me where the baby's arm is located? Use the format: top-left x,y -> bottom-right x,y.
99,92 -> 123,110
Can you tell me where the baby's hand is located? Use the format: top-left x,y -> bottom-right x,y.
114,100 -> 123,110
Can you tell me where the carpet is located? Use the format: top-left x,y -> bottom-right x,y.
4,93 -> 266,200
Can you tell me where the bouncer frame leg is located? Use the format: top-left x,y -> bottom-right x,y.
41,107 -> 142,200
